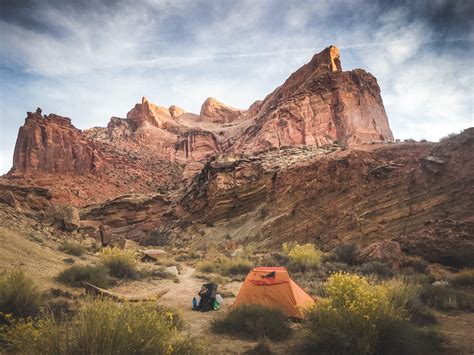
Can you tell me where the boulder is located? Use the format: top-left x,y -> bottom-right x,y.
142,249 -> 168,260
62,206 -> 80,231
117,238 -> 140,251
426,263 -> 458,281
83,237 -> 99,250
165,266 -> 179,277
356,240 -> 405,269
99,224 -> 113,246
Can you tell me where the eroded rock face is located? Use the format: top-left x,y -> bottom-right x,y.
232,46 -> 393,152
79,193 -> 172,241
180,129 -> 474,264
200,97 -> 242,123
356,240 -> 405,269
12,110 -> 103,175
8,45 -> 394,206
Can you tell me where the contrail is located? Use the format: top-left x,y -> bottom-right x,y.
123,37 -> 471,69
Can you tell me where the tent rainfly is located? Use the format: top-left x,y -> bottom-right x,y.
233,267 -> 316,318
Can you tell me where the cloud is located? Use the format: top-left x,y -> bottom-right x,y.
0,0 -> 472,174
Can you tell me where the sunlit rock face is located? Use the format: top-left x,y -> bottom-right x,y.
231,45 -> 393,153
7,45 -> 394,205
12,109 -> 103,175
200,97 -> 243,123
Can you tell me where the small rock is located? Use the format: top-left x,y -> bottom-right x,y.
165,266 -> 179,277
231,247 -> 245,258
432,280 -> 450,287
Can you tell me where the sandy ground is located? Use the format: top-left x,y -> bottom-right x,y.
437,312 -> 474,354
113,265 -> 270,354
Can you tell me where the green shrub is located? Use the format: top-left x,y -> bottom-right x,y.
99,247 -> 138,279
421,285 -> 474,311
196,257 -> 253,277
357,261 -> 393,279
333,243 -> 359,265
59,242 -> 86,257
283,242 -> 322,272
3,298 -> 205,354
451,269 -> 474,287
0,270 -> 43,322
383,279 -> 436,324
212,304 -> 290,341
303,273 -> 441,354
141,229 -> 169,246
56,265 -> 112,288
44,298 -> 75,320
403,256 -> 428,273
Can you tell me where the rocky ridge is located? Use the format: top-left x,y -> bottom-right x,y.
6,45 -> 393,205
3,45 -> 472,267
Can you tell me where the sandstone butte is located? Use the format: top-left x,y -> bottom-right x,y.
1,45 -> 473,268
6,45 -> 393,205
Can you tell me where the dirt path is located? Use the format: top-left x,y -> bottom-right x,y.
113,264 -> 264,353
437,312 -> 474,354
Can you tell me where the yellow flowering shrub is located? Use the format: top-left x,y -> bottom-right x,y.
325,272 -> 390,316
98,247 -> 139,279
304,273 -> 440,354
2,298 -> 205,354
282,242 -> 322,271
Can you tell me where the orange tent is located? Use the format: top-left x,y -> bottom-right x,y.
233,267 -> 316,318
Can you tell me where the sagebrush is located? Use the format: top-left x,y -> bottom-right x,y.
303,272 -> 442,354
3,298 -> 205,354
99,247 -> 139,279
212,304 -> 290,341
0,270 -> 43,322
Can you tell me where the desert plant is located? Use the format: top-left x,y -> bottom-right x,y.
59,242 -> 86,257
283,242 -> 322,272
99,247 -> 138,279
439,132 -> 457,142
44,298 -> 75,320
421,285 -> 474,311
303,273 -> 441,354
196,256 -> 253,277
333,243 -> 358,265
0,270 -> 43,322
451,269 -> 474,287
212,304 -> 290,341
383,278 -> 436,324
141,229 -> 169,246
403,256 -> 429,273
56,264 -> 112,288
3,298 -> 205,354
357,261 -> 393,279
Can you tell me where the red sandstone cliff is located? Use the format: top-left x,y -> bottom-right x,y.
232,46 -> 393,152
11,108 -> 103,175
6,45 -> 394,205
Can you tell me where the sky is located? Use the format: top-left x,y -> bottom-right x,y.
0,0 -> 473,174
